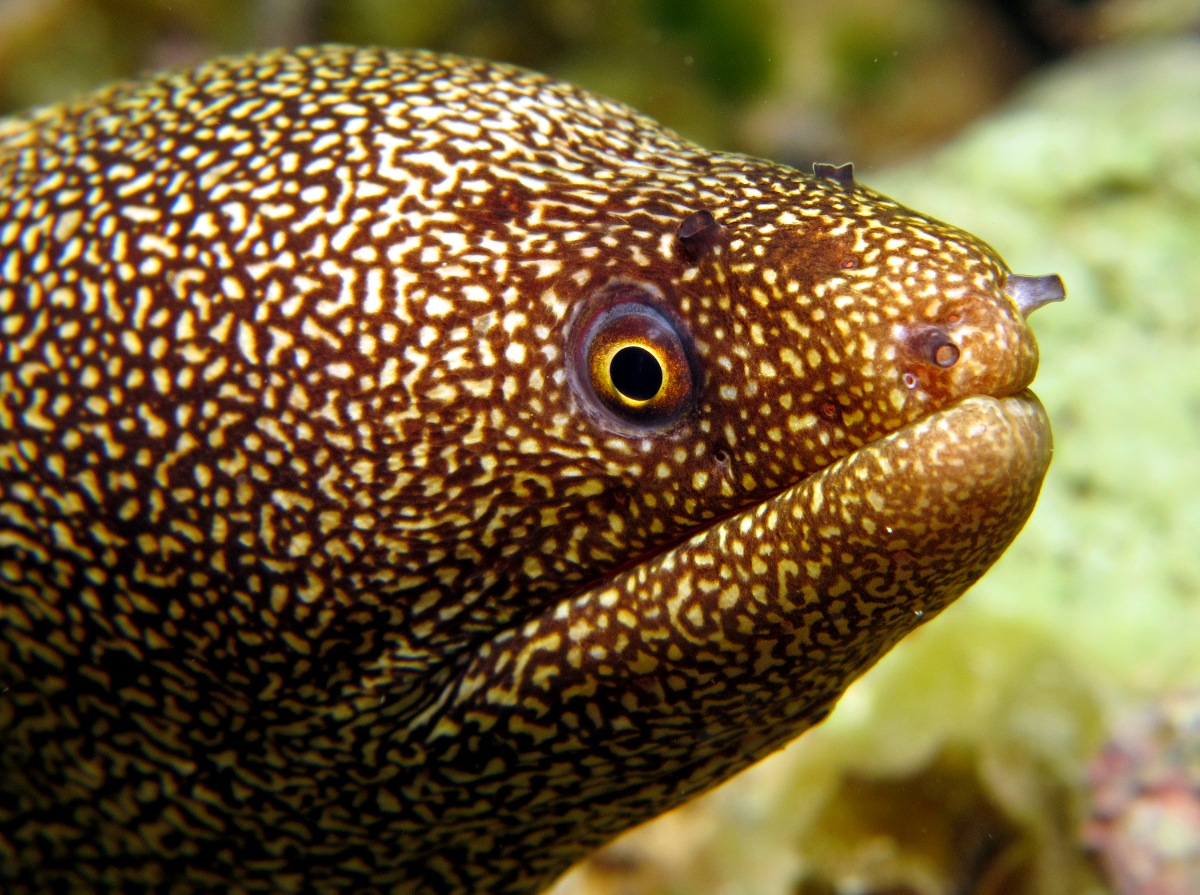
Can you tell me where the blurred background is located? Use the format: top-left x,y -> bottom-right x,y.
1,0 -> 1195,168
2,1 -> 1198,893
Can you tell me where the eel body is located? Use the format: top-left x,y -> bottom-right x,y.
0,46 -> 1061,893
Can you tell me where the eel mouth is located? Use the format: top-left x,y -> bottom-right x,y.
743,388 -> 1052,539
729,388 -> 1054,575
595,389 -> 1052,594
471,388 -> 1055,739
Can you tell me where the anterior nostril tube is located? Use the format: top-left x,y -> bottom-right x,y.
908,326 -> 960,368
933,341 -> 959,367
1005,273 -> 1066,317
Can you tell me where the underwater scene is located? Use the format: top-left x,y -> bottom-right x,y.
1,1 -> 1199,894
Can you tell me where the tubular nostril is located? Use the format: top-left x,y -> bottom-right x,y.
932,341 -> 960,367
1005,273 -> 1066,317
907,326 -> 960,369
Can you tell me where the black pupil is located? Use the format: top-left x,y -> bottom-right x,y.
609,345 -> 663,401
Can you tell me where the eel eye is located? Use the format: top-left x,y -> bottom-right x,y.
574,286 -> 695,429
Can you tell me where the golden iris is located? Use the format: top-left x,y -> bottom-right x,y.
580,300 -> 694,428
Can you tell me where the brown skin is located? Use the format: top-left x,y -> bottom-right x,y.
427,394 -> 1050,890
0,46 -> 1055,893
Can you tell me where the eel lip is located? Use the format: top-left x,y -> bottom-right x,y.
1005,273 -> 1065,317
586,391 -> 1050,597
741,389 -> 1053,546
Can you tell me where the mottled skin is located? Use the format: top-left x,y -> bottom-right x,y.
0,46 -> 1057,893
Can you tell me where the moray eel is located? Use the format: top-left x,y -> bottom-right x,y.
0,46 -> 1063,893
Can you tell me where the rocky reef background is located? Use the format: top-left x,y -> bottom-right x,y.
2,2 -> 1198,893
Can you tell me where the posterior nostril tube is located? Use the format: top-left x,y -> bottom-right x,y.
1005,273 -> 1066,317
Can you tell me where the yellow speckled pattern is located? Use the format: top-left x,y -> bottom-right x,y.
0,46 -> 1055,893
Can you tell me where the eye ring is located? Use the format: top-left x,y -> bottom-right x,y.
569,282 -> 696,432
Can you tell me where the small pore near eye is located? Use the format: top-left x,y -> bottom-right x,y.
676,209 -> 724,263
